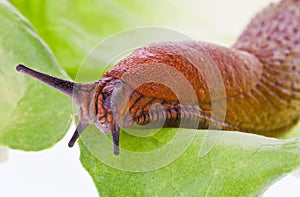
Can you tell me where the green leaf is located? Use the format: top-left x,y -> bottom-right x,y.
6,0 -> 300,196
8,0 -> 182,79
80,127 -> 300,196
0,1 -> 71,150
8,0 -> 228,79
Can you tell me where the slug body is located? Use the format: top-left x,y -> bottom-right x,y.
16,0 -> 300,155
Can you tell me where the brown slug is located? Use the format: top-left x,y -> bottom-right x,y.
16,0 -> 300,155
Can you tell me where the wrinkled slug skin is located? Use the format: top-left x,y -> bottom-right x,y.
16,0 -> 300,152
104,0 -> 300,136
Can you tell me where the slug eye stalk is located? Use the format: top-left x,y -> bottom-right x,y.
16,64 -> 120,155
16,64 -> 75,98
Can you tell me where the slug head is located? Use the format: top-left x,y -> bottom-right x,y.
16,64 -> 120,155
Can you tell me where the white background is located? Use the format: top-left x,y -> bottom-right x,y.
1,0 -> 300,196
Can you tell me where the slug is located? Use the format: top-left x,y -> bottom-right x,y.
16,0 -> 300,155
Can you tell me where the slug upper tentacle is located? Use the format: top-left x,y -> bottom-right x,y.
16,0 -> 300,155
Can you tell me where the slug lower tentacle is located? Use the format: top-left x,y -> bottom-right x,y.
16,0 -> 300,155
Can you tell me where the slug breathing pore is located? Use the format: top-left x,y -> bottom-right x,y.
16,0 -> 300,155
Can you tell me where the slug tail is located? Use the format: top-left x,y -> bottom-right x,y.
233,0 -> 300,60
231,0 -> 300,134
